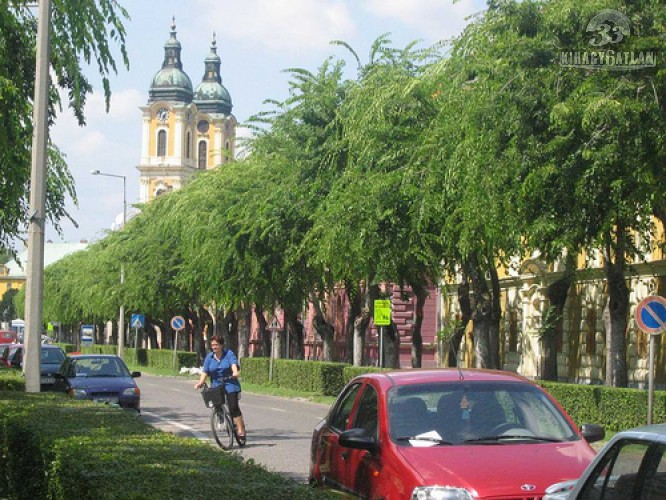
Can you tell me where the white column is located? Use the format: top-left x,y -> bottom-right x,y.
140,115 -> 151,163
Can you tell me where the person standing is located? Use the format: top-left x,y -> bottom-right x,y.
194,335 -> 246,441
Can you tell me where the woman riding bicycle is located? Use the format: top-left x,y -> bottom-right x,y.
194,335 -> 246,441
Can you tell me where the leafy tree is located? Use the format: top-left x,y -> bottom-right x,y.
0,0 -> 129,250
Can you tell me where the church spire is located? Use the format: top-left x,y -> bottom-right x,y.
148,17 -> 193,104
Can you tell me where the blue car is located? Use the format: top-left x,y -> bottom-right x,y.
55,354 -> 141,412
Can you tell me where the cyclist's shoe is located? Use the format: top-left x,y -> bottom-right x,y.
237,434 -> 246,446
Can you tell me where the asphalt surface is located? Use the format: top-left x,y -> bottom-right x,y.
137,373 -> 330,482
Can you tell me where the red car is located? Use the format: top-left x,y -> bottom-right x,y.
309,369 -> 605,499
0,331 -> 16,345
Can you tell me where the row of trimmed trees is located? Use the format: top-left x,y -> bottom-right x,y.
16,0 -> 666,386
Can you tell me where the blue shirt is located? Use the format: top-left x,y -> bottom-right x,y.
202,349 -> 241,393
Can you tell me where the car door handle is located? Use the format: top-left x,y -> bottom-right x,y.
341,451 -> 349,461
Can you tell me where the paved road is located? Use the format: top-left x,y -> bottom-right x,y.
137,373 -> 330,482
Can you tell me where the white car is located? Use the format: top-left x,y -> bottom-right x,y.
545,423 -> 666,499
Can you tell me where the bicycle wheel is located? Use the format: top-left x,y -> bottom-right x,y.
210,406 -> 234,450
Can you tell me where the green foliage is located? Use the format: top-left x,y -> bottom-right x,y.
0,368 -> 24,391
540,381 -> 663,432
0,1 -> 129,249
0,390 -> 325,499
240,357 -> 272,385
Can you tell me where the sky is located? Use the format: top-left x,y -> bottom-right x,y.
47,0 -> 487,244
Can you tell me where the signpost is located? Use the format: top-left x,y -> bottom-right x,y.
374,300 -> 391,368
170,315 -> 186,369
267,315 -> 282,382
131,314 -> 145,353
635,295 -> 666,425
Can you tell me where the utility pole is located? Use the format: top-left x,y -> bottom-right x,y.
24,0 -> 52,392
91,170 -> 127,358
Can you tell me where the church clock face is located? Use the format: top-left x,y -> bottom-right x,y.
197,120 -> 209,133
156,107 -> 170,122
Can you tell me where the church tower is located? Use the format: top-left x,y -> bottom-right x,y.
137,19 -> 236,202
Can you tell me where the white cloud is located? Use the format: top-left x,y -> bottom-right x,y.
364,0 -> 483,43
196,0 -> 357,51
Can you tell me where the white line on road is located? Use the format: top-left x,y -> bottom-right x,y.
142,411 -> 209,441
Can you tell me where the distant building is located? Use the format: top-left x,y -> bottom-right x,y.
137,18 -> 236,203
0,242 -> 89,296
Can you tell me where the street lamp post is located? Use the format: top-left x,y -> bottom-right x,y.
91,169 -> 127,359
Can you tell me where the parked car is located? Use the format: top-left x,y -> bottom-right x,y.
2,343 -> 66,390
0,330 -> 17,345
544,423 -> 666,499
309,368 -> 605,499
54,354 -> 141,412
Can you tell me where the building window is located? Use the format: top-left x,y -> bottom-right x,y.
585,309 -> 597,355
198,140 -> 207,169
157,130 -> 167,157
186,131 -> 191,159
508,311 -> 518,352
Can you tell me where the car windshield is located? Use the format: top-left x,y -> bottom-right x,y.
388,381 -> 578,446
41,348 -> 65,364
67,357 -> 130,378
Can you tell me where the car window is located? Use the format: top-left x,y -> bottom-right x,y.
579,439 -> 651,499
352,385 -> 378,439
329,383 -> 363,432
642,444 -> 666,499
387,381 -> 577,445
41,348 -> 65,364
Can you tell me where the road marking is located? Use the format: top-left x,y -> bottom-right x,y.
142,411 -> 209,441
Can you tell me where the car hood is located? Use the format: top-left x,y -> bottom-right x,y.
41,363 -> 63,374
69,376 -> 136,392
396,441 -> 595,497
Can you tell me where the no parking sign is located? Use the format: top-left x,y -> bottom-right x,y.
635,295 -> 666,335
635,295 -> 666,425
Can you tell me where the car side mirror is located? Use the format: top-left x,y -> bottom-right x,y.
339,428 -> 377,452
581,423 -> 605,444
131,371 -> 141,378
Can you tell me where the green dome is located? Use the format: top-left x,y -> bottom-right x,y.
193,34 -> 232,115
148,19 -> 193,103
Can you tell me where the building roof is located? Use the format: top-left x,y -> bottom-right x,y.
5,242 -> 89,279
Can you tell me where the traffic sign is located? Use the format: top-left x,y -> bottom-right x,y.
635,295 -> 666,335
374,299 -> 391,326
131,314 -> 145,329
170,315 -> 186,331
267,315 -> 282,331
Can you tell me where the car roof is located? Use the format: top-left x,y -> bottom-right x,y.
359,368 -> 535,388
611,423 -> 666,442
68,354 -> 120,360
6,343 -> 63,350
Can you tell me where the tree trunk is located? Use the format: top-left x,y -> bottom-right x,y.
488,263 -> 501,369
381,322 -> 400,368
284,308 -> 305,360
466,255 -> 493,369
236,304 -> 252,359
448,272 -> 472,367
344,282 -> 363,364
542,254 -> 575,381
353,284 -> 375,366
226,310 -> 238,355
310,291 -> 335,361
603,231 -> 629,388
411,283 -> 427,368
254,306 -> 269,357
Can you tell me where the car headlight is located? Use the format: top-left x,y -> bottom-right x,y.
411,486 -> 473,500
69,388 -> 88,399
122,387 -> 139,396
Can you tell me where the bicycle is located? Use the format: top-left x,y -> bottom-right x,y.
200,380 -> 246,450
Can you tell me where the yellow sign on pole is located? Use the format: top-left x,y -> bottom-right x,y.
374,300 -> 391,326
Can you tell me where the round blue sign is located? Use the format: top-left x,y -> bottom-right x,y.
636,296 -> 666,335
170,315 -> 185,331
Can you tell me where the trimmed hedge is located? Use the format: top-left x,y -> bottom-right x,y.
540,381 -> 664,431
58,343 -> 198,371
0,383 -> 326,499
